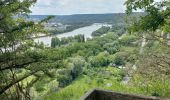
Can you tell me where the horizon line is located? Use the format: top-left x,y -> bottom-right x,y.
29,12 -> 142,16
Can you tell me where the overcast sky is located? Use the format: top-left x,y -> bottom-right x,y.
30,0 -> 126,15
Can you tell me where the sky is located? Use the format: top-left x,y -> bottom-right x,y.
30,0 -> 126,15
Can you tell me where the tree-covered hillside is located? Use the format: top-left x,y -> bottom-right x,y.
0,0 -> 170,100
29,13 -> 143,24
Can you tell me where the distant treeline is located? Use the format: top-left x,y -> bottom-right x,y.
92,26 -> 110,37
91,24 -> 127,37
29,13 -> 143,25
49,22 -> 91,35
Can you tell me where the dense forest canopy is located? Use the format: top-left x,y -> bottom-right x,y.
0,0 -> 170,100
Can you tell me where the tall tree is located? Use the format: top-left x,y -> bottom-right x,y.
51,38 -> 56,48
0,0 -> 54,99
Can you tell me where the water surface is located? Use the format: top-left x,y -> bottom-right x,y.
34,24 -> 111,46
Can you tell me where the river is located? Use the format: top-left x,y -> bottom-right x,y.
34,23 -> 111,46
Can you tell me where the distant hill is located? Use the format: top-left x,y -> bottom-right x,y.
29,13 -> 143,25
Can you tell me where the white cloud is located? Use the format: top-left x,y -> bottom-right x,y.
30,0 -> 126,15
36,0 -> 53,6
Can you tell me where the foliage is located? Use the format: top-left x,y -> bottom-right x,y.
125,0 -> 170,32
37,1 -> 170,99
124,1 -> 170,98
0,0 -> 55,99
51,34 -> 85,47
30,13 -> 126,25
1,0 -> 170,99
103,41 -> 120,54
92,26 -> 110,36
49,23 -> 91,35
45,67 -> 128,100
45,66 -> 170,100
51,37 -> 60,48
119,34 -> 139,46
88,52 -> 110,67
57,56 -> 86,87
112,52 -> 126,66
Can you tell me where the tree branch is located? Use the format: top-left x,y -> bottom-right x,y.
0,60 -> 38,71
0,70 -> 40,95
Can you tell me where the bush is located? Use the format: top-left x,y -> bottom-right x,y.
92,26 -> 110,36
119,34 -> 138,46
88,52 -> 110,67
103,41 -> 120,54
57,57 -> 86,87
112,52 -> 127,66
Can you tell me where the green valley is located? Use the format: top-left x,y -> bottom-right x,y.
0,0 -> 170,100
